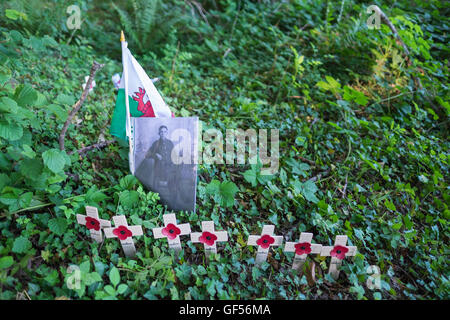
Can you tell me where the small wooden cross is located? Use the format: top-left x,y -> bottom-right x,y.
76,206 -> 111,243
247,225 -> 283,265
152,213 -> 191,252
104,215 -> 143,258
320,235 -> 357,279
190,221 -> 228,256
284,232 -> 322,271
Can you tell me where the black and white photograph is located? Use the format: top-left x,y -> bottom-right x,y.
132,117 -> 198,213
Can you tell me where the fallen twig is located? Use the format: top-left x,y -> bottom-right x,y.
189,1 -> 210,26
68,139 -> 115,156
310,170 -> 331,183
1,186 -> 114,218
59,61 -> 105,151
367,91 -> 416,108
297,156 -> 316,166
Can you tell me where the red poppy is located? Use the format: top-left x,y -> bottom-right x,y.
199,231 -> 218,247
85,217 -> 100,231
294,242 -> 312,255
162,223 -> 181,240
113,225 -> 133,241
330,245 -> 349,260
256,234 -> 275,249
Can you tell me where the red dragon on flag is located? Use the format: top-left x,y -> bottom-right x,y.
132,87 -> 156,117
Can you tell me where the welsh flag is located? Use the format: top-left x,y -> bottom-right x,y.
110,38 -> 173,143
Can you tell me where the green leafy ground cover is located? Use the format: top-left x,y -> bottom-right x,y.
0,0 -> 448,300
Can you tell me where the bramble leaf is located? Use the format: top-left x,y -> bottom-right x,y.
42,149 -> 66,173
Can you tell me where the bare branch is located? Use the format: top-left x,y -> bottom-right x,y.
310,170 -> 331,183
68,139 -> 115,156
59,61 -> 105,151
297,156 -> 316,166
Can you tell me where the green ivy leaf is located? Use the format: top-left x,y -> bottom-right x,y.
117,284 -> 128,295
243,168 -> 258,187
206,279 -> 216,296
109,267 -> 120,287
85,272 -> 102,286
0,256 -> 14,269
220,181 -> 239,207
48,217 -> 68,236
196,265 -> 207,275
44,270 -> 60,286
12,236 -> 32,253
292,180 -> 319,203
80,260 -> 91,274
286,159 -> 310,177
104,285 -> 116,296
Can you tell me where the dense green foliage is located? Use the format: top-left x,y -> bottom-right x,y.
0,0 -> 448,300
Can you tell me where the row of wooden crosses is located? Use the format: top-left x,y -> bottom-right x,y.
76,206 -> 357,279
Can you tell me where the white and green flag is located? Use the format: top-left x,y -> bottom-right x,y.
110,32 -> 173,173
